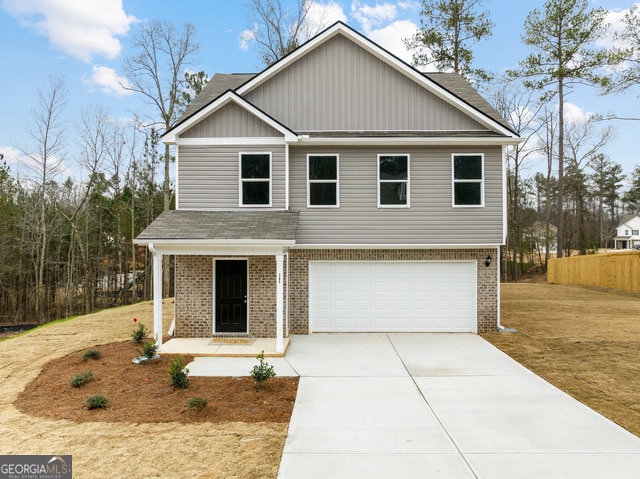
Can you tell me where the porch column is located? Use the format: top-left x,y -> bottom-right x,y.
148,243 -> 163,349
276,252 -> 284,353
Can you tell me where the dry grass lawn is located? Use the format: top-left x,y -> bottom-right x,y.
482,282 -> 640,437
0,300 -> 291,479
5,283 -> 640,478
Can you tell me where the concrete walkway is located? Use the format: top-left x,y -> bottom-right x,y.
274,333 -> 640,479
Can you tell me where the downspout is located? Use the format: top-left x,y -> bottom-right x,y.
496,247 -> 517,333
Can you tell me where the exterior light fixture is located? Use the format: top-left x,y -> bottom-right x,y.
485,255 -> 492,267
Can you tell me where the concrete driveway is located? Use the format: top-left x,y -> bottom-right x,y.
276,333 -> 640,479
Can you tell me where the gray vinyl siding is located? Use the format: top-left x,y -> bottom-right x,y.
245,35 -> 486,132
182,102 -> 281,138
290,146 -> 503,245
178,144 -> 286,210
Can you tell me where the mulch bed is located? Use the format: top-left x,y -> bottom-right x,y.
15,340 -> 298,424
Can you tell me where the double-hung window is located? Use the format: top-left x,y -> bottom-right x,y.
378,154 -> 409,207
453,154 -> 484,207
240,152 -> 271,206
308,154 -> 339,207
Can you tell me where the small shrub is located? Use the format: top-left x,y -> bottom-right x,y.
168,356 -> 189,389
131,322 -> 148,343
83,349 -> 101,360
250,351 -> 276,390
185,397 -> 208,411
70,371 -> 94,388
86,395 -> 108,410
138,337 -> 158,360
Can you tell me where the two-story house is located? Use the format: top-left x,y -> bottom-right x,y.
135,22 -> 521,352
614,215 -> 640,249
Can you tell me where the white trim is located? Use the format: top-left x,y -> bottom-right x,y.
175,147 -> 180,210
290,243 -> 500,250
236,23 -> 519,139
502,146 -> 508,244
285,143 -> 290,210
176,137 -> 287,146
276,253 -> 284,352
307,153 -> 340,208
294,136 -> 522,146
144,244 -> 291,257
163,91 -> 298,144
212,258 -> 249,335
377,153 -> 410,208
452,153 -> 484,208
239,152 -> 272,207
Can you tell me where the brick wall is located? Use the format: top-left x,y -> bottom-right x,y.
174,255 -> 286,338
175,248 -> 498,338
288,248 -> 498,334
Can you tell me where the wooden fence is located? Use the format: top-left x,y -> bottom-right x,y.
547,251 -> 640,293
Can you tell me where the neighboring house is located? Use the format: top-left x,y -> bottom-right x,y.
134,22 -> 521,352
614,215 -> 640,249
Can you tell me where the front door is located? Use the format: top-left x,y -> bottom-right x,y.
215,260 -> 248,333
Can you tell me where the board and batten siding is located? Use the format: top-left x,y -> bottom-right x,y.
181,102 -> 282,138
289,146 -> 503,245
177,144 -> 286,210
245,34 -> 486,133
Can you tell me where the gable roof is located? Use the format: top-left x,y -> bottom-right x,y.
617,214 -> 640,228
166,22 -> 518,141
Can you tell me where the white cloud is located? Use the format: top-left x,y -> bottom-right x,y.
367,20 -> 418,64
0,146 -> 24,165
563,102 -> 592,123
240,24 -> 257,51
1,0 -> 136,62
84,65 -> 132,97
308,1 -> 348,29
351,0 -> 397,32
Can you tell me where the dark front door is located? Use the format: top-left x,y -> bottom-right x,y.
215,260 -> 248,333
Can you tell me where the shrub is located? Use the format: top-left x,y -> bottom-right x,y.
168,356 -> 189,389
250,351 -> 276,390
185,397 -> 208,411
131,322 -> 148,342
86,395 -> 108,410
138,338 -> 158,360
70,371 -> 94,388
83,349 -> 101,360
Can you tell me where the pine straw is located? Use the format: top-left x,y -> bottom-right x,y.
16,340 -> 298,424
0,299 -> 296,478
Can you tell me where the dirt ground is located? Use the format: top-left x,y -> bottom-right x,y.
0,300 -> 293,479
482,282 -> 640,437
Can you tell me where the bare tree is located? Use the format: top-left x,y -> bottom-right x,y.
246,0 -> 327,66
22,76 -> 67,321
123,21 -> 199,296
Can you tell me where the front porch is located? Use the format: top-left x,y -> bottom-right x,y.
160,336 -> 291,357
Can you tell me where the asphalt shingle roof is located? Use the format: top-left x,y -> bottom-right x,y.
136,210 -> 299,242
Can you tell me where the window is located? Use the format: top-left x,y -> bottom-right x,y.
633,230 -> 639,236
453,154 -> 483,207
240,153 -> 271,206
308,154 -> 339,207
378,154 -> 409,207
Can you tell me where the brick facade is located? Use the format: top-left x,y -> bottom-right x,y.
174,248 -> 499,338
288,248 -> 498,334
174,255 -> 286,338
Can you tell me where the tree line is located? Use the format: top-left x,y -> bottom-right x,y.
3,0 -> 640,326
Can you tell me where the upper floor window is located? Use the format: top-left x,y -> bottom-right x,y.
453,154 -> 484,207
633,230 -> 639,236
308,154 -> 339,207
378,154 -> 409,207
240,153 -> 271,206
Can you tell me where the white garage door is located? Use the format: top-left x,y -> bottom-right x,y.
309,261 -> 476,332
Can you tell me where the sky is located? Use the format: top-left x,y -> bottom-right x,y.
0,0 -> 639,183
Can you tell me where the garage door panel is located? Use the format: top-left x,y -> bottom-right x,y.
309,261 -> 477,333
